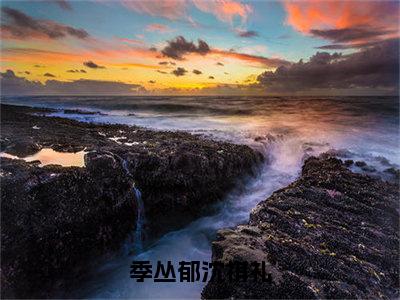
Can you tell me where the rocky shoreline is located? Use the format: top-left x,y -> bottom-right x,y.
202,155 -> 399,299
0,104 -> 263,298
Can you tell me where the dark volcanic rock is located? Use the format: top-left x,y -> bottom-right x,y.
63,109 -> 105,115
354,160 -> 367,167
385,167 -> 400,181
202,155 -> 399,299
1,104 -> 262,298
1,154 -> 137,298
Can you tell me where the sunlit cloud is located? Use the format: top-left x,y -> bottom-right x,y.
146,23 -> 173,33
121,0 -> 253,27
160,35 -> 290,68
2,0 -> 397,95
121,0 -> 188,21
118,37 -> 146,46
192,0 -> 252,25
283,0 -> 399,48
211,49 -> 291,68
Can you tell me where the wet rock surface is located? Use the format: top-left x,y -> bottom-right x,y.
202,155 -> 399,299
1,154 -> 137,298
1,104 -> 262,298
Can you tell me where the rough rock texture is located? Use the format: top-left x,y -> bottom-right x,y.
1,104 -> 262,298
202,155 -> 399,299
1,153 -> 137,298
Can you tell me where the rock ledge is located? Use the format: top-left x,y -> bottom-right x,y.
202,155 -> 399,299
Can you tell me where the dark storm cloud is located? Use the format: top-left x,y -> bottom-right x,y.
312,26 -> 397,50
316,38 -> 399,50
160,36 -> 291,68
237,30 -> 258,38
316,44 -> 355,50
44,73 -> 55,77
83,61 -> 105,69
1,70 -> 43,94
1,70 -> 144,95
257,39 -> 399,93
162,36 -> 210,60
311,27 -> 394,43
1,7 -> 89,40
171,67 -> 187,76
192,69 -> 202,75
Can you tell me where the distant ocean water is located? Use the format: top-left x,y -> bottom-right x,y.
2,95 -> 399,298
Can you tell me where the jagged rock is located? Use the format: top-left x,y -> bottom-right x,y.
7,139 -> 42,157
1,155 -> 137,298
202,155 -> 399,299
63,109 -> 105,115
344,159 -> 354,166
1,104 -> 262,298
354,160 -> 367,167
385,167 -> 400,181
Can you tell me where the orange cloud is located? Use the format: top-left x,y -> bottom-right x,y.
146,23 -> 172,33
284,1 -> 398,33
117,38 -> 146,46
1,48 -> 83,63
1,43 -> 160,66
283,1 -> 399,48
121,0 -> 252,25
192,0 -> 252,24
211,49 -> 291,68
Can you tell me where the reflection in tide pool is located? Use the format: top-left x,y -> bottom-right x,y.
0,148 -> 86,167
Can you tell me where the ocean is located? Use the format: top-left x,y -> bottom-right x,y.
2,95 -> 399,298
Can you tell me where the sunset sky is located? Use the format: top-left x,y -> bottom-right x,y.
1,0 -> 399,95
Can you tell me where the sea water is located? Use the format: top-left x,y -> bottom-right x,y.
2,95 -> 399,298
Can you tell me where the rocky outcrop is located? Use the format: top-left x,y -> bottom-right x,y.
1,153 -> 137,298
1,104 -> 262,298
202,155 -> 399,299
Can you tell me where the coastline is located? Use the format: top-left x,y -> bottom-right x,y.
0,104 -> 263,298
1,104 -> 399,299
